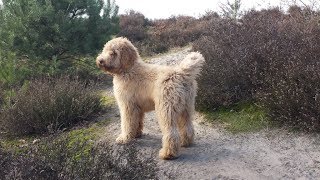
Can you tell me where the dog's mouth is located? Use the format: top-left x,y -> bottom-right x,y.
97,60 -> 112,70
98,63 -> 117,74
101,64 -> 113,71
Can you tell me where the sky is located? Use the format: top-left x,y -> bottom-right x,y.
0,0 -> 316,19
116,0 -> 285,19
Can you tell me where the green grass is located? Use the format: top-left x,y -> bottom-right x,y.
203,102 -> 271,133
0,118 -> 110,155
101,95 -> 116,106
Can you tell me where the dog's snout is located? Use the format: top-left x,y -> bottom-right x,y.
99,59 -> 104,64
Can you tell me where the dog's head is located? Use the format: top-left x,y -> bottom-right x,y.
96,37 -> 139,75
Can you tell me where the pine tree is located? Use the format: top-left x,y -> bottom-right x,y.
220,0 -> 242,20
0,0 -> 119,61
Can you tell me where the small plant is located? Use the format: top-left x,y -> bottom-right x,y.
0,77 -> 103,136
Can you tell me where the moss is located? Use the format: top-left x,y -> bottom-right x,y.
0,136 -> 36,155
96,118 -> 112,127
101,95 -> 116,106
40,123 -> 104,160
203,102 -> 271,133
65,127 -> 97,162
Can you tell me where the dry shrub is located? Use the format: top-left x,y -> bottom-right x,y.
118,11 -> 218,56
193,18 -> 255,109
0,77 -> 102,136
150,16 -> 200,47
250,7 -> 320,130
117,10 -> 167,56
118,10 -> 149,42
194,7 -> 320,130
133,40 -> 169,57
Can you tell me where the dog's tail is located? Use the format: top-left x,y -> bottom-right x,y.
179,52 -> 205,77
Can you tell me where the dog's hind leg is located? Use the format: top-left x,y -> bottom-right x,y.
156,94 -> 182,160
178,109 -> 194,147
116,103 -> 144,144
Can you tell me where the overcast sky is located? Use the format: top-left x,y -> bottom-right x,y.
0,0 -> 316,19
116,0 -> 285,19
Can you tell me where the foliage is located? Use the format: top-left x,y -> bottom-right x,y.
193,18 -> 254,109
118,10 -> 149,42
0,0 -> 119,59
194,6 -> 320,131
219,0 -> 243,20
0,52 -> 31,88
118,11 -> 218,56
0,121 -> 157,179
0,0 -> 119,79
0,77 -> 103,136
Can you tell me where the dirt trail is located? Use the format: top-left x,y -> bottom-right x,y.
99,48 -> 320,180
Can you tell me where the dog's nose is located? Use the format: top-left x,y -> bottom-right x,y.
99,59 -> 104,65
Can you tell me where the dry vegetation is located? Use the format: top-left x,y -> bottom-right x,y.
194,6 -> 320,131
0,77 -> 103,136
118,10 -> 219,56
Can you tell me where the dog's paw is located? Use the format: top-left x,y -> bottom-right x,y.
181,137 -> 194,147
115,135 -> 131,144
159,148 -> 179,160
181,141 -> 192,147
135,131 -> 143,138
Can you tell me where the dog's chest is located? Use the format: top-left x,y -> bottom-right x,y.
113,77 -> 155,112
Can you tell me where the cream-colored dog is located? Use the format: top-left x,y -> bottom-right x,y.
96,37 -> 204,160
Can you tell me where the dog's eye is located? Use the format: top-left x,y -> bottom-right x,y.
110,51 -> 117,56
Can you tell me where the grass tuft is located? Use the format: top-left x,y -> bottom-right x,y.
203,102 -> 271,133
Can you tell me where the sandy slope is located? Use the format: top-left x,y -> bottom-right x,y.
99,48 -> 320,180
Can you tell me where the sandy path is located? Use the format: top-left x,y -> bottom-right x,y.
100,48 -> 320,180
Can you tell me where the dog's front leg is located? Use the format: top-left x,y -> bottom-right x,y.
116,102 -> 143,144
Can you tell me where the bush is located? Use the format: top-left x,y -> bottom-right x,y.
118,12 -> 217,56
0,77 -> 103,136
248,7 -> 320,131
133,39 -> 169,57
193,18 -> 254,109
118,10 -> 149,42
150,16 -> 197,47
194,6 -> 320,131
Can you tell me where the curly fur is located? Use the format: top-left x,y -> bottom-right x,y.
96,37 -> 205,160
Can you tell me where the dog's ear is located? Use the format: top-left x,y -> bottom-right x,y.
119,40 -> 139,70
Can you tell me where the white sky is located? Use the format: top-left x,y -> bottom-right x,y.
116,0 -> 285,19
0,0 -> 316,19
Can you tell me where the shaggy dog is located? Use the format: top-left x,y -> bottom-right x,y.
96,37 -> 204,160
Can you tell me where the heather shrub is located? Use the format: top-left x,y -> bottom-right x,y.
118,10 -> 149,42
150,16 -> 199,47
149,15 -> 218,50
250,7 -> 320,130
0,77 -> 103,136
194,6 -> 320,130
193,18 -> 255,109
118,12 -> 217,56
134,39 -> 169,57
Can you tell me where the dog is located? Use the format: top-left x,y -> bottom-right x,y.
96,37 -> 204,159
